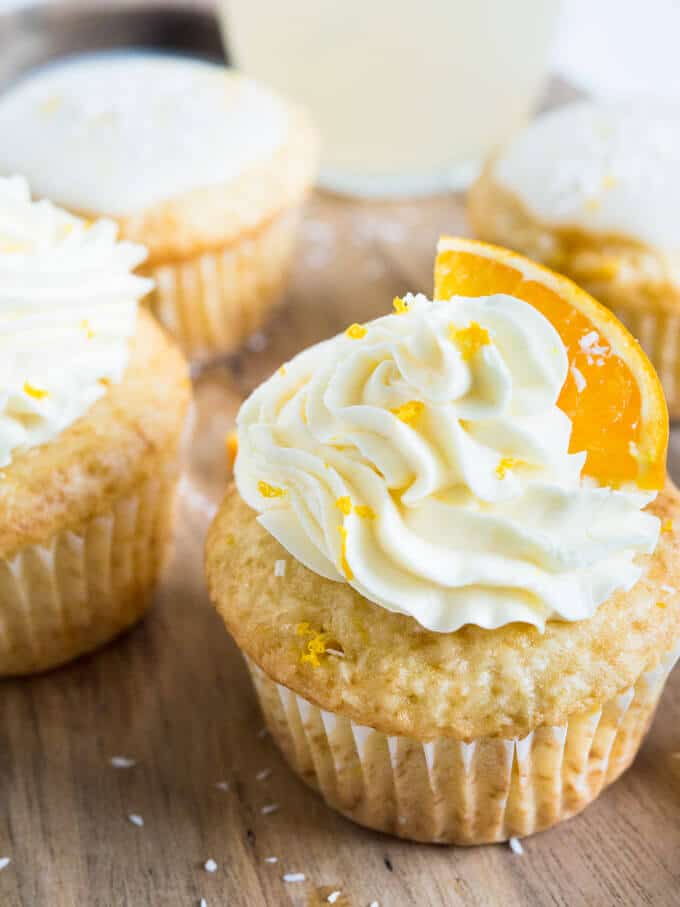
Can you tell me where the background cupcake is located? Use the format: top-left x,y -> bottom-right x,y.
206,241 -> 678,844
468,101 -> 680,416
0,176 -> 190,676
0,53 -> 319,362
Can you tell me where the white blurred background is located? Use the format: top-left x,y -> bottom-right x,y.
1,0 -> 679,101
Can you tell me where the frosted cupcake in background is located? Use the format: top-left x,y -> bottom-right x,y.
206,239 -> 680,844
468,101 -> 680,416
0,176 -> 190,675
0,53 -> 319,361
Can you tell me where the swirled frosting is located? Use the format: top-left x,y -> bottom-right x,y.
0,175 -> 151,468
235,293 -> 659,632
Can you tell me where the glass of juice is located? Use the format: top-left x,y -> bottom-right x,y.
220,0 -> 561,197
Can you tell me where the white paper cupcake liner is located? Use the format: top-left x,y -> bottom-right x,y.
145,206 -> 301,361
246,641 -> 680,844
0,476 -> 177,676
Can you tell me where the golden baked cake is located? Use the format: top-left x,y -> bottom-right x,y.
0,176 -> 191,675
0,53 -> 319,361
206,238 -> 679,844
468,101 -> 680,416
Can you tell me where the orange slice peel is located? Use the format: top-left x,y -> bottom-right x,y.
434,237 -> 668,490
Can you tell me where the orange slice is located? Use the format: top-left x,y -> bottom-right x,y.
434,237 -> 667,490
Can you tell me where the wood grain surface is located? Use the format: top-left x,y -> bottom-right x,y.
1,191 -> 680,907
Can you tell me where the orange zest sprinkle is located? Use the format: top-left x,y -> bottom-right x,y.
296,622 -> 330,667
662,519 -> 674,534
23,381 -> 48,400
335,496 -> 352,515
258,480 -> 286,499
300,631 -> 329,667
346,323 -> 367,340
449,322 -> 491,360
354,505 -> 376,519
278,365 -> 287,376
496,456 -> 518,479
338,525 -> 353,580
0,240 -> 27,253
393,295 -> 408,314
80,318 -> 95,339
391,400 -> 424,424
657,601 -> 667,609
225,431 -> 238,470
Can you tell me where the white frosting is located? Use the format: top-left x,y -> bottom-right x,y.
0,175 -> 151,468
0,53 -> 288,215
494,101 -> 680,254
235,293 -> 659,633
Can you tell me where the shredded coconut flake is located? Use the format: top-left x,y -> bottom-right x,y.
261,803 -> 280,815
264,856 -> 278,864
128,814 -> 144,827
256,768 -> 272,781
246,331 -> 268,353
199,899 -> 208,907
327,892 -> 342,904
325,648 -> 345,658
369,902 -> 380,907
570,364 -> 586,393
0,858 -> 10,871
283,872 -> 306,883
661,584 -> 675,595
274,559 -> 287,577
579,330 -> 600,351
509,836 -> 524,855
111,755 -> 136,768
215,781 -> 230,792
204,859 -> 218,873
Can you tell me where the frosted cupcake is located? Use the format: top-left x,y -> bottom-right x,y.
0,53 -> 319,360
206,239 -> 679,844
0,176 -> 190,675
468,101 -> 680,415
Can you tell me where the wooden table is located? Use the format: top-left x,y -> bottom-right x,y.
2,192 -> 680,907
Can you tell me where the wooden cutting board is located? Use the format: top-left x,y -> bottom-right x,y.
1,191 -> 679,907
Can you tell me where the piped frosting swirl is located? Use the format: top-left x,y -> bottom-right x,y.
0,175 -> 151,468
235,293 -> 659,632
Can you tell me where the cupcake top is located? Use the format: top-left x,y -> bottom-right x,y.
0,175 -> 151,468
0,53 -> 288,216
492,101 -> 680,255
235,293 -> 659,633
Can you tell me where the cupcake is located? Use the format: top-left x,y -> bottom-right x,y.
468,101 -> 680,416
0,176 -> 190,676
206,237 -> 679,844
0,53 -> 319,361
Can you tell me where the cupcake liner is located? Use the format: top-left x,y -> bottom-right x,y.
145,206 -> 301,362
610,305 -> 680,420
0,476 -> 177,676
246,641 -> 680,844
